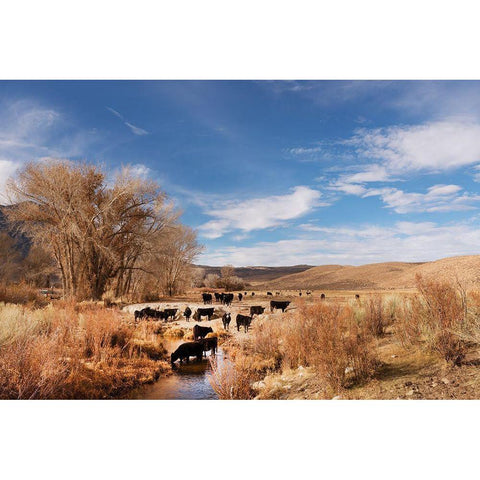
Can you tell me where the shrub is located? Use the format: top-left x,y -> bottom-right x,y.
217,301 -> 379,396
0,283 -> 48,308
397,275 -> 467,365
208,356 -> 258,399
364,294 -> 392,336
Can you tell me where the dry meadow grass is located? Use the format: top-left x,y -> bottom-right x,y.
209,277 -> 480,399
0,303 -> 170,399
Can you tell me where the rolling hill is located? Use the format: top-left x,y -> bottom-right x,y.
256,256 -> 480,290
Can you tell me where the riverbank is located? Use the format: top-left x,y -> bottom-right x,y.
0,302 -> 172,399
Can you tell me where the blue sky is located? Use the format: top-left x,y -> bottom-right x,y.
2,80 -> 480,266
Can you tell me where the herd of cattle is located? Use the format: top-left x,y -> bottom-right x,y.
139,291 -> 363,366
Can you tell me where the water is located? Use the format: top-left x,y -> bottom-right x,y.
134,339 -> 220,400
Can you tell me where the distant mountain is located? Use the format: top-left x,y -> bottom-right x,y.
194,264 -> 314,284
0,205 -> 31,257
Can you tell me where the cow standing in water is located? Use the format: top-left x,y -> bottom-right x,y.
198,337 -> 217,357
171,342 -> 203,365
184,306 -> 192,322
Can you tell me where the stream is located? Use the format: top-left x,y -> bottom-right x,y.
134,338 -> 221,400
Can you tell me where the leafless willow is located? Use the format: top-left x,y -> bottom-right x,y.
6,159 -> 202,300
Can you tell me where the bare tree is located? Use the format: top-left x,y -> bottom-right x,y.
191,267 -> 205,288
6,160 -> 179,300
151,224 -> 204,296
20,245 -> 57,288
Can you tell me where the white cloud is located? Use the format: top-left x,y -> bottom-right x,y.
127,163 -> 151,179
350,119 -> 480,175
363,184 -> 480,213
124,122 -> 149,136
328,119 -> 480,198
106,106 -> 149,136
198,186 -> 324,239
289,146 -> 323,155
339,164 -> 390,183
198,221 -> 480,266
0,159 -> 22,203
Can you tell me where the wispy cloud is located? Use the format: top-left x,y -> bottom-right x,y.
348,119 -> 480,175
362,184 -> 480,213
106,106 -> 149,136
198,186 -> 325,239
198,220 -> 480,266
0,99 -> 99,202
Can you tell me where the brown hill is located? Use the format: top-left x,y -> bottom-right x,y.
258,255 -> 480,290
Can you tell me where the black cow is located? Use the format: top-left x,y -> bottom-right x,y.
355,294 -> 360,300
135,307 -> 162,321
222,312 -> 231,330
267,292 -> 273,296
184,306 -> 192,322
214,292 -> 222,302
202,293 -> 213,305
236,314 -> 252,333
321,293 -> 326,300
251,292 -> 255,296
250,305 -> 265,316
299,291 -> 302,296
193,307 -> 215,322
222,293 -> 234,306
163,308 -> 178,321
306,291 -> 312,295
275,292 -> 281,296
238,293 -> 243,301
244,292 -> 248,296
198,337 -> 218,356
270,300 -> 290,313
193,324 -> 214,340
171,342 -> 203,364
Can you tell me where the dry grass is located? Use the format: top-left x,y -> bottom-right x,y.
396,275 -> 468,365
210,301 -> 379,398
208,355 -> 259,399
0,283 -> 48,308
0,303 -> 169,399
362,294 -> 395,336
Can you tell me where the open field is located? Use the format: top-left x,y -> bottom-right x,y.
148,280 -> 480,400
2,272 -> 480,399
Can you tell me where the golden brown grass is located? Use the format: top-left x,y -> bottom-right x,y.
0,283 -> 48,308
210,301 -> 379,398
396,275 -> 469,365
0,303 -> 169,399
